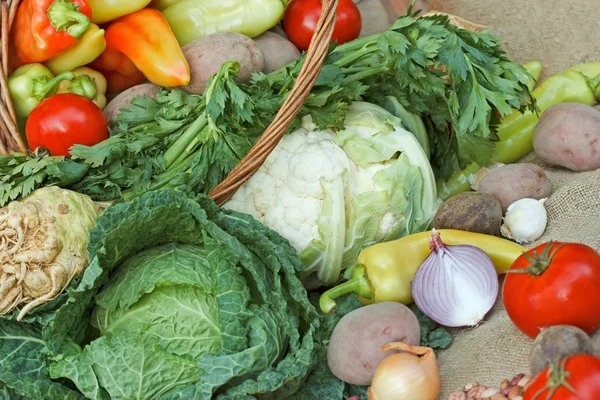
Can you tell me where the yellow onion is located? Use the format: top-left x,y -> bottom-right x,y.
368,342 -> 440,400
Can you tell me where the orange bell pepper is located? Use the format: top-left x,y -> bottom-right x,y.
11,0 -> 92,67
89,8 -> 190,92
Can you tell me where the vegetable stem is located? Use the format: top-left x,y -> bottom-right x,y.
344,65 -> 389,83
163,111 -> 207,167
121,155 -> 195,201
507,242 -> 564,276
332,34 -> 379,55
319,265 -> 374,314
334,42 -> 379,68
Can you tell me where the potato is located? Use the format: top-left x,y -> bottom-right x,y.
529,325 -> 594,376
433,192 -> 503,235
327,302 -> 420,385
476,163 -> 553,212
534,102 -> 600,171
253,31 -> 301,73
103,83 -> 158,122
180,32 -> 264,94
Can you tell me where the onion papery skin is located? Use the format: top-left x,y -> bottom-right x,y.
411,237 -> 499,327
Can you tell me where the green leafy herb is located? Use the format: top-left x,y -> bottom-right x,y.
0,8 -> 533,206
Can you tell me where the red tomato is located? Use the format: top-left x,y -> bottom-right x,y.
503,242 -> 600,339
524,355 -> 600,400
283,0 -> 362,51
26,94 -> 109,157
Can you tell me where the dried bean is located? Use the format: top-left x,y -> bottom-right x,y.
508,386 -> 524,399
481,388 -> 501,397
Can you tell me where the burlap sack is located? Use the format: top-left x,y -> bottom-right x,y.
356,1 -> 600,397
423,1 -> 600,396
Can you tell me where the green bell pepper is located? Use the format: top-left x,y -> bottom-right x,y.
160,0 -> 287,46
7,64 -> 75,130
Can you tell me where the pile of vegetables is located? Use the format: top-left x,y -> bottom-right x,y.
0,189 -> 322,399
224,102 -> 438,285
2,1 -> 600,399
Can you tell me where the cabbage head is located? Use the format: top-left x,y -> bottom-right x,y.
225,101 -> 439,285
0,190 -> 319,400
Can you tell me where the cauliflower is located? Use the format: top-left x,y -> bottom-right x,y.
225,102 -> 438,285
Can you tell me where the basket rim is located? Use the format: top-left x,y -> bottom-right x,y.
0,0 -> 340,206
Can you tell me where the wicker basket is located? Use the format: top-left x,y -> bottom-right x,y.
0,0 -> 340,206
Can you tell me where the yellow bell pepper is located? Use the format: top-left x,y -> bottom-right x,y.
319,229 -> 527,314
56,67 -> 108,109
45,24 -> 107,75
87,0 -> 153,24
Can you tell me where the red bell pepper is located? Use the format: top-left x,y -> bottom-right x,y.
89,8 -> 190,92
11,0 -> 92,67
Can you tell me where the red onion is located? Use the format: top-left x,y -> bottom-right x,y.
410,229 -> 499,327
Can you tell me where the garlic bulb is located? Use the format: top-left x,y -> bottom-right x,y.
501,198 -> 548,244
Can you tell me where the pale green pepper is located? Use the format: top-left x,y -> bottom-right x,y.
7,64 -> 75,131
160,0 -> 288,46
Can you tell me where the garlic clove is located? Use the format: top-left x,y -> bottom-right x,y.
501,198 -> 548,244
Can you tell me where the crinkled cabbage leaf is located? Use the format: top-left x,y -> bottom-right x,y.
0,190 -> 320,399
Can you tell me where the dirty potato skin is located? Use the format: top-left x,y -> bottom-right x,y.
253,31 -> 301,73
529,325 -> 594,376
477,163 -> 553,212
433,192 -> 503,235
327,302 -> 420,386
533,102 -> 600,171
180,32 -> 265,95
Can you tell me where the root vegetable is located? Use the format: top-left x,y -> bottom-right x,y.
180,32 -> 264,95
533,102 -> 600,171
433,192 -> 503,235
327,302 -> 420,385
253,31 -> 301,73
529,325 -> 594,376
368,342 -> 440,400
103,83 -> 158,122
0,187 -> 100,320
476,163 -> 553,212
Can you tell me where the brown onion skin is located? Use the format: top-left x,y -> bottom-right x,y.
368,342 -> 440,400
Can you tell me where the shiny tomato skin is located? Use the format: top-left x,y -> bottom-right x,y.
503,242 -> 600,339
26,94 -> 109,157
283,0 -> 362,51
523,355 -> 600,400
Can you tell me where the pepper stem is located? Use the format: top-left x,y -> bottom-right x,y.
507,242 -> 564,276
319,264 -> 374,314
531,358 -> 579,400
31,71 -> 75,101
46,0 -> 90,39
68,74 -> 97,100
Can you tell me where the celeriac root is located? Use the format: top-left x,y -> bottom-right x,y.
0,188 -> 97,320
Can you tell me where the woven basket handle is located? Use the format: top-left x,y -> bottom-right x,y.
209,0 -> 341,206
